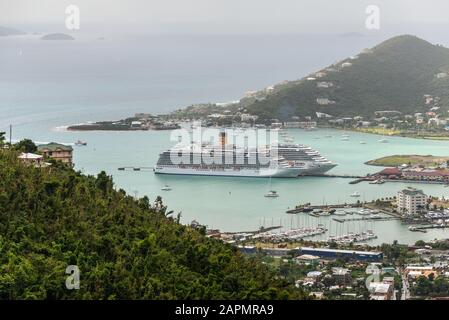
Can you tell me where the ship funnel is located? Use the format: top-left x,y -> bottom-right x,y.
219,131 -> 227,146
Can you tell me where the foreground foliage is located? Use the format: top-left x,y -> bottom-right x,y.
0,150 -> 300,299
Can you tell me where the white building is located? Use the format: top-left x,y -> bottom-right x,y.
240,114 -> 258,122
397,187 -> 427,215
316,98 -> 335,105
317,81 -> 333,88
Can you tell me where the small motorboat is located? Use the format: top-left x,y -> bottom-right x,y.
75,140 -> 87,146
264,190 -> 279,198
350,191 -> 361,197
378,138 -> 388,143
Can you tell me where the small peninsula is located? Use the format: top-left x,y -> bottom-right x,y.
366,155 -> 449,167
67,113 -> 180,131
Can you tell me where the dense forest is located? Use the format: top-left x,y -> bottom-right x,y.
0,137 -> 302,299
245,35 -> 449,121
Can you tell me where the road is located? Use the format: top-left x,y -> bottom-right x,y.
401,272 -> 411,300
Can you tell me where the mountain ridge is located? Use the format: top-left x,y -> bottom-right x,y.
242,35 -> 449,122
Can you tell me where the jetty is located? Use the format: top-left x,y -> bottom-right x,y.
118,166 -> 154,171
302,173 -> 365,179
286,203 -> 362,214
332,216 -> 398,223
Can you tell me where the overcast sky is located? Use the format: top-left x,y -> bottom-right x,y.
2,0 -> 449,35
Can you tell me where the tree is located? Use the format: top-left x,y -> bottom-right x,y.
0,132 -> 5,146
0,148 -> 304,300
415,240 -> 426,247
14,139 -> 37,153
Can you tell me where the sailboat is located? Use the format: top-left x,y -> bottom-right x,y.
264,177 -> 279,198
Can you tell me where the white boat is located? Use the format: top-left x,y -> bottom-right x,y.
75,140 -> 87,146
341,137 -> 349,141
283,137 -> 294,143
350,191 -> 361,197
334,211 -> 347,216
360,141 -> 366,144
378,138 -> 388,143
161,185 -> 172,191
264,177 -> 279,198
155,132 -> 336,177
264,191 -> 279,198
357,209 -> 371,216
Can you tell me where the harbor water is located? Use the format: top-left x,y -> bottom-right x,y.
3,33 -> 449,245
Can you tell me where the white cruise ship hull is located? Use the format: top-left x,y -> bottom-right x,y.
154,166 -> 301,178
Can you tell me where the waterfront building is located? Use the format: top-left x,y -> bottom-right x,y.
397,187 -> 427,215
37,143 -> 73,166
296,254 -> 320,265
405,265 -> 437,279
283,121 -> 317,129
402,169 -> 449,182
18,152 -> 45,167
377,167 -> 402,179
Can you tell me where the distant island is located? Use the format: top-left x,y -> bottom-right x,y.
41,33 -> 75,40
0,26 -> 26,36
366,155 -> 449,167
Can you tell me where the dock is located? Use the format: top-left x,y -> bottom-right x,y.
224,226 -> 282,235
332,216 -> 399,223
286,203 -> 362,214
302,173 -> 365,179
118,167 -> 154,171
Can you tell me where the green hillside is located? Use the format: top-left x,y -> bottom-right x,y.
0,148 -> 300,299
245,35 -> 449,121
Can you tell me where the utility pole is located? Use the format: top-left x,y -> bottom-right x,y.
9,124 -> 12,145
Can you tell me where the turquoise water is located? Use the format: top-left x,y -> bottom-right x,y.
49,127 -> 449,245
3,34 -> 449,244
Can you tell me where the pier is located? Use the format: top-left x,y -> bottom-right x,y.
302,173 -> 365,179
286,203 -> 362,214
118,166 -> 154,171
332,216 -> 399,223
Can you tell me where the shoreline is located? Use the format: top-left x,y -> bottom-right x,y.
320,125 -> 449,141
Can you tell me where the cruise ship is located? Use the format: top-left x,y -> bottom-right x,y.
154,135 -> 336,178
274,143 -> 337,175
154,144 -> 301,178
